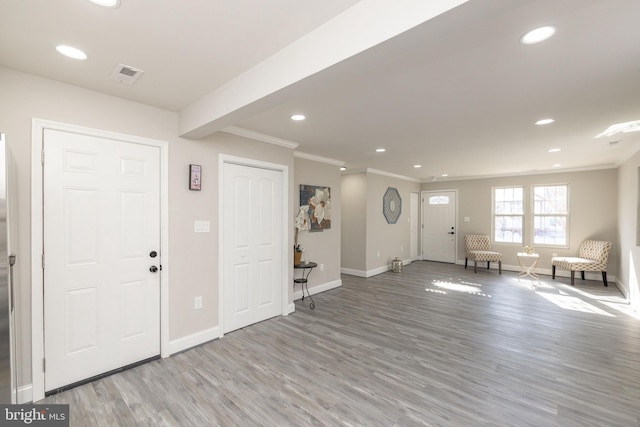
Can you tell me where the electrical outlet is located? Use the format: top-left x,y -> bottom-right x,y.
552,253 -> 558,258
320,263 -> 324,271
401,246 -> 403,252
194,296 -> 202,310
377,251 -> 381,258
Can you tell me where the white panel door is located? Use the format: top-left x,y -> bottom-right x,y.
410,192 -> 419,261
43,129 -> 160,391
223,163 -> 282,333
422,191 -> 456,263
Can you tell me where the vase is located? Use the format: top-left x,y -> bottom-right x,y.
294,251 -> 302,265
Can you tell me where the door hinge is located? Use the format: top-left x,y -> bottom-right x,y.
42,253 -> 45,269
41,149 -> 45,165
43,358 -> 46,373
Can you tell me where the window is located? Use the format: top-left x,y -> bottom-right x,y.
493,186 -> 523,243
429,196 -> 449,205
533,184 -> 568,246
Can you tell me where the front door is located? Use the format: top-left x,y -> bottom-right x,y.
223,162 -> 283,334
422,190 -> 456,263
43,129 -> 161,391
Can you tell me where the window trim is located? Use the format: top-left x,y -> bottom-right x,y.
531,183 -> 570,248
492,185 -> 524,244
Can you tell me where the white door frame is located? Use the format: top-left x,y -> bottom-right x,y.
410,192 -> 419,261
421,189 -> 458,263
218,154 -> 289,338
30,119 -> 170,402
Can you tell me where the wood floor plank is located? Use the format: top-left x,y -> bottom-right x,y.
43,261 -> 640,426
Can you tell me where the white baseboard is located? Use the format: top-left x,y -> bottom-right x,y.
168,326 -> 219,355
17,384 -> 32,404
294,279 -> 342,301
340,267 -> 367,277
341,260 -> 413,278
287,303 -> 296,314
340,265 -> 392,278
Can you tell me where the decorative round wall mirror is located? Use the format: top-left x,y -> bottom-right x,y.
383,187 -> 402,224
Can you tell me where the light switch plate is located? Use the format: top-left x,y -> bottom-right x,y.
194,220 -> 210,233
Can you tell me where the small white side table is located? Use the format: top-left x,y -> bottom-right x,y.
517,252 -> 540,283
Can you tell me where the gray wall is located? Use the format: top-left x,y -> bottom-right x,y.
341,170 -> 420,275
421,169 -> 618,274
617,151 -> 640,308
0,66 -> 296,389
340,173 -> 367,271
293,157 -> 342,293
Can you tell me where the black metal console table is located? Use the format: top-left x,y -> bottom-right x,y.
294,261 -> 317,310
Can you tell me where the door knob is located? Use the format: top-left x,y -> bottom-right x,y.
149,265 -> 158,273
150,251 -> 158,258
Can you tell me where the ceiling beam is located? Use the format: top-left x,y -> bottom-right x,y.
178,0 -> 468,139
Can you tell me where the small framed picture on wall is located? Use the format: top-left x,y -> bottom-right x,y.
189,164 -> 202,191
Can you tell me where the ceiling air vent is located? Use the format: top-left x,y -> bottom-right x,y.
110,63 -> 144,85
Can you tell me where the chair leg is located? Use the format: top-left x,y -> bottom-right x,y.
552,265 -> 556,279
465,258 -> 468,269
581,271 -> 585,280
487,261 -> 490,270
474,260 -> 477,273
498,261 -> 502,274
571,271 -> 575,286
602,271 -> 608,287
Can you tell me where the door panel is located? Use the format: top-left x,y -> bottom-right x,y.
223,163 -> 282,333
422,191 -> 457,263
44,129 -> 160,391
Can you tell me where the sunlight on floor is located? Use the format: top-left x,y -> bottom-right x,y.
537,292 -> 615,317
428,280 -> 491,297
507,276 -> 640,320
599,301 -> 640,320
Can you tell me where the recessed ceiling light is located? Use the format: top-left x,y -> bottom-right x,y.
376,148 -> 386,153
340,167 -> 346,171
441,174 -> 448,177
553,164 -> 562,167
290,114 -> 305,121
521,26 -> 557,44
414,164 -> 422,168
535,118 -> 555,125
55,45 -> 88,60
89,0 -> 120,7
548,148 -> 561,153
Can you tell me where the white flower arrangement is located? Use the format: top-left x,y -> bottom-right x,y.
294,205 -> 310,252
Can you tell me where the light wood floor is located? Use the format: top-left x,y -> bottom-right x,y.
44,262 -> 640,426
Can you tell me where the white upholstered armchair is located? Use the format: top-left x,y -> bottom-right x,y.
464,235 -> 502,274
552,240 -> 612,287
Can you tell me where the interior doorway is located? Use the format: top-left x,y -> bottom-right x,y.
219,155 -> 289,336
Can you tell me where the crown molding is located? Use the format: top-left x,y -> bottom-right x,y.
221,126 -> 298,149
423,164 -> 619,183
341,167 -> 421,183
294,151 -> 344,166
366,168 -> 421,182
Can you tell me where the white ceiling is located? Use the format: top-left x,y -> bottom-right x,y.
2,0 -> 639,181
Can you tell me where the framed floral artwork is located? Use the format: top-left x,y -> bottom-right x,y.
300,185 -> 331,231
189,164 -> 202,190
